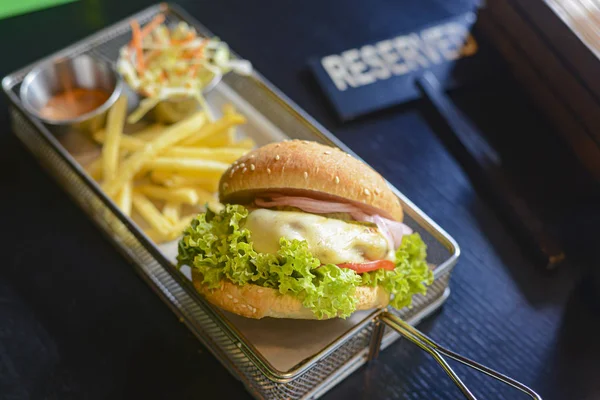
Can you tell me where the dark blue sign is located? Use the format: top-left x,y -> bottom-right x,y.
309,13 -> 481,121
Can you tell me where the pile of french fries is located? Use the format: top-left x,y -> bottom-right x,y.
86,95 -> 254,243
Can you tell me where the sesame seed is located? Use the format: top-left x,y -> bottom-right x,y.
374,188 -> 381,195
249,154 -> 255,158
275,155 -> 280,161
324,151 -> 331,155
226,294 -> 233,299
229,170 -> 235,177
240,163 -> 245,168
364,188 -> 371,195
346,153 -> 351,157
267,168 -> 271,174
223,183 -> 229,189
240,304 -> 247,309
251,308 -> 256,313
301,140 -> 310,144
304,171 -> 308,179
250,164 -> 255,171
257,289 -> 263,293
233,298 -> 239,303
334,176 -> 340,184
242,167 -> 247,173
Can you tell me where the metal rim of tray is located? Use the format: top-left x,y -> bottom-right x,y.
1,2 -> 460,385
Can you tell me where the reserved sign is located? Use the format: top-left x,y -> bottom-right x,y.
309,13 -> 480,120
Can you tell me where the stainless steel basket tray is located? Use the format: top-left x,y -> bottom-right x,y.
2,4 -> 459,399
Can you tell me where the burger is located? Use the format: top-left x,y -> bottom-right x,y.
177,140 -> 433,319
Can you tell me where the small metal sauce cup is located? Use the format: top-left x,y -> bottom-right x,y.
150,95 -> 203,124
20,54 -> 123,135
146,73 -> 221,124
126,48 -> 222,124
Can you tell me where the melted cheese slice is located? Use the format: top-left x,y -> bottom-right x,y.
245,209 -> 394,264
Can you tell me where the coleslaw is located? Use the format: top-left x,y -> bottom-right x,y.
117,15 -> 252,123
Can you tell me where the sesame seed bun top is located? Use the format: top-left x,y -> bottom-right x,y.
218,140 -> 404,221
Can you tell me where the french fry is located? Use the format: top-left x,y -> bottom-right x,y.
143,228 -> 167,243
150,171 -> 220,192
191,132 -> 256,149
163,147 -> 248,163
144,157 -> 229,177
102,95 -> 128,181
103,112 -> 206,197
163,202 -> 180,225
89,101 -> 252,244
208,201 -> 225,213
136,184 -> 199,205
127,96 -> 161,124
94,131 -> 248,163
100,135 -> 145,152
86,157 -> 103,181
145,214 -> 195,242
229,137 -> 256,149
223,103 -> 238,145
132,192 -> 172,236
92,123 -> 165,145
132,124 -> 166,141
86,150 -> 128,181
181,113 -> 246,146
115,181 -> 133,216
222,103 -> 236,116
194,187 -> 218,205
194,130 -> 234,147
193,187 -> 223,212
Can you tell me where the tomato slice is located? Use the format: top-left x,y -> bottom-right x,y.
337,260 -> 395,273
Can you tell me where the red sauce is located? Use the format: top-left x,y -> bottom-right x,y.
39,88 -> 110,121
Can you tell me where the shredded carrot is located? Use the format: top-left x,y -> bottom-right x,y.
140,14 -> 165,39
130,20 -> 145,73
188,40 -> 208,77
188,65 -> 199,77
171,32 -> 195,45
182,41 -> 205,59
181,52 -> 193,60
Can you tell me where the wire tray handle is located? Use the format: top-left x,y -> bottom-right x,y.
378,312 -> 542,400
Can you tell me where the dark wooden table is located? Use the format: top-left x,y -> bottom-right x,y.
1,1 -> 600,399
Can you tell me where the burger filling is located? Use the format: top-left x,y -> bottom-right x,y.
245,209 -> 395,265
177,203 -> 433,319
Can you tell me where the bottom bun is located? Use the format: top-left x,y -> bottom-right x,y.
191,270 -> 390,319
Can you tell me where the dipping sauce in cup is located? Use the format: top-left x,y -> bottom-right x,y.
20,54 -> 123,135
39,88 -> 111,121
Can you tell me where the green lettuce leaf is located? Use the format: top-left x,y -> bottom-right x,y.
360,233 -> 433,309
177,204 -> 433,318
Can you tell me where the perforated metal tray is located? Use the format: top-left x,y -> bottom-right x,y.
2,4 -> 460,399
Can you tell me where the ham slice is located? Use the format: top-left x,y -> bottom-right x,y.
254,194 -> 412,250
255,196 -> 359,214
